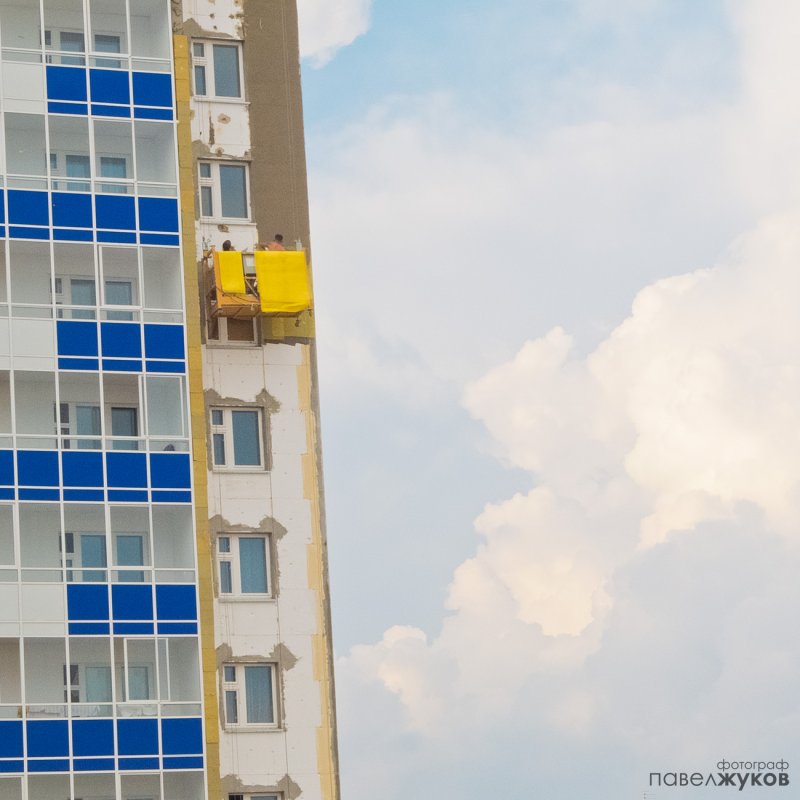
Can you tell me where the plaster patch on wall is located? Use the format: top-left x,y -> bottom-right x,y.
221,773 -> 302,800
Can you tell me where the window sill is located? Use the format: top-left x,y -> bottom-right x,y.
223,724 -> 282,733
218,595 -> 275,603
193,96 -> 250,106
211,467 -> 268,474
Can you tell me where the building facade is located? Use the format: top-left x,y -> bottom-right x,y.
0,1 -> 339,798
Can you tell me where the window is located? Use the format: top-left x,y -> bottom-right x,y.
229,795 -> 280,800
111,406 -> 139,450
222,664 -> 277,727
198,161 -> 249,220
192,41 -> 242,98
210,408 -> 263,469
217,535 -> 270,596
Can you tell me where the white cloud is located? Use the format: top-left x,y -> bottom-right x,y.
297,0 -> 372,67
313,2 -> 800,796
337,212 -> 800,794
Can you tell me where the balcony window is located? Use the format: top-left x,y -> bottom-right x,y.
217,535 -> 270,596
192,41 -> 243,98
198,160 -> 250,220
222,663 -> 277,727
210,407 -> 263,469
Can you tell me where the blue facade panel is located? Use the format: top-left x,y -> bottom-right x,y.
117,719 -> 159,756
101,322 -> 142,358
112,584 -> 153,621
89,68 -> 130,104
73,758 -> 115,771
46,66 -> 87,101
0,722 -> 23,758
144,324 -> 185,360
27,721 -> 69,758
132,72 -> 173,108
8,191 -> 49,226
51,192 -> 93,228
61,452 -> 104,488
156,584 -> 197,621
95,195 -> 136,230
149,453 -> 191,489
105,452 -> 148,488
17,451 -> 59,487
138,197 -> 179,233
57,321 -> 99,357
72,720 -> 115,757
67,585 -> 109,621
0,451 -> 13,485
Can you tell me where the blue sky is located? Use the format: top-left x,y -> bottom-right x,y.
297,1 -> 800,798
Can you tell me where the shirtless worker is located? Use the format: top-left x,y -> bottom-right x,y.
267,234 -> 286,251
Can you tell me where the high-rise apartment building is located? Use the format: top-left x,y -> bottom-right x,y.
0,1 -> 339,798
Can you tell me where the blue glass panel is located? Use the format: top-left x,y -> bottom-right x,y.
119,757 -> 159,770
0,722 -> 23,758
0,191 -> 5,222
132,72 -> 172,107
89,68 -> 130,104
133,107 -> 173,121
138,197 -> 178,233
95,195 -> 136,230
0,760 -> 23,773
105,452 -> 147,488
57,321 -> 98,357
151,490 -> 191,503
7,191 -> 49,226
144,324 -> 185,360
73,757 -> 115,771
116,719 -> 158,756
17,451 -> 58,487
68,622 -> 110,635
101,358 -> 142,372
18,489 -> 58,500
156,622 -> 197,635
67,584 -> 109,620
149,453 -> 191,489
72,719 -> 114,757
48,101 -> 88,115
92,104 -> 130,117
145,360 -> 185,373
51,193 -> 92,228
0,490 -> 13,500
161,718 -> 203,755
113,622 -> 153,635
27,721 -> 69,757
9,226 -> 49,240
63,489 -> 105,502
155,584 -> 197,621
0,451 -> 13,485
112,584 -> 153,621
97,230 -> 137,244
54,228 -> 94,242
100,322 -> 141,358
163,756 -> 204,770
27,758 -> 70,772
61,452 -> 103,487
107,489 -> 148,503
139,233 -> 179,246
46,66 -> 88,101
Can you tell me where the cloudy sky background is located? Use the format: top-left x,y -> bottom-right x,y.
296,1 -> 800,796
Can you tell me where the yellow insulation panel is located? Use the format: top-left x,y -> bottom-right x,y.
217,251 -> 246,294
255,250 -> 312,314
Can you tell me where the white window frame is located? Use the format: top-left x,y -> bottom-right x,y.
221,663 -> 278,729
229,794 -> 281,800
192,40 -> 244,100
197,160 -> 250,221
209,407 -> 265,471
217,534 -> 272,598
